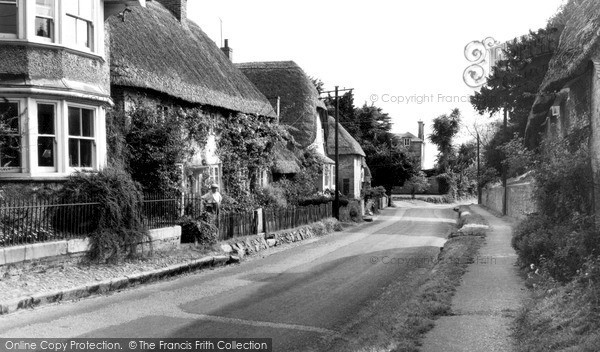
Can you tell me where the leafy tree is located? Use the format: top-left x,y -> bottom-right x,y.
429,108 -> 461,173
404,171 -> 430,197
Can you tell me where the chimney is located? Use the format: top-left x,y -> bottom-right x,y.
221,39 -> 233,61
418,120 -> 424,140
158,0 -> 187,23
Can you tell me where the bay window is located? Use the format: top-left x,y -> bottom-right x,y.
0,0 -> 101,53
68,106 -> 94,168
0,0 -> 18,38
0,101 -> 21,169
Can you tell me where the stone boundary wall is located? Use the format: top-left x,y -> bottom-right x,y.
481,176 -> 536,219
0,226 -> 181,267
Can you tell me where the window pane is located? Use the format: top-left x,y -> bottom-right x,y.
36,0 -> 54,17
68,107 -> 80,136
0,3 -> 17,35
68,138 -> 79,167
81,108 -> 93,137
37,104 -> 55,134
37,136 -> 54,167
35,17 -> 53,38
63,0 -> 78,15
0,102 -> 19,132
79,140 -> 93,167
1,136 -> 21,168
63,15 -> 76,45
78,0 -> 92,19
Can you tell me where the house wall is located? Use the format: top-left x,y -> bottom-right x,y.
337,154 -> 361,199
114,88 -> 224,195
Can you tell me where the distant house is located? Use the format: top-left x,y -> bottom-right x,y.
107,0 -> 277,194
326,116 -> 366,199
396,121 -> 425,170
524,0 -> 600,215
0,0 -> 145,182
237,61 -> 335,192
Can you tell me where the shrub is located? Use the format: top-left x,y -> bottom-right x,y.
298,195 -> 332,206
511,120 -> 599,282
513,214 -> 599,282
54,168 -> 148,262
322,218 -> 340,232
255,185 -> 287,209
178,212 -> 218,246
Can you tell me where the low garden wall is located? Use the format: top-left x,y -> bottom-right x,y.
0,226 -> 181,267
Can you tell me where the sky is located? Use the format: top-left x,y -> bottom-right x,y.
187,0 -> 566,169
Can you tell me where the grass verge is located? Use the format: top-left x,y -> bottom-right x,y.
513,270 -> 600,351
327,206 -> 486,352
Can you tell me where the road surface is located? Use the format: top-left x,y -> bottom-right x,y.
0,202 -> 456,351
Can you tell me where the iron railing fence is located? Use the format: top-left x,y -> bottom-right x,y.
0,195 -> 333,247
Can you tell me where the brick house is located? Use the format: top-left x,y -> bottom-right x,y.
0,0 -> 145,183
236,61 -> 335,192
107,0 -> 277,194
326,116 -> 366,199
396,121 -> 425,170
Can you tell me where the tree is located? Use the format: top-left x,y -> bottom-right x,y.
429,108 -> 461,173
404,171 -> 430,198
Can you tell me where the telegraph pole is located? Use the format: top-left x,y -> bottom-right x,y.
502,108 -> 508,215
320,86 -> 353,220
477,131 -> 481,205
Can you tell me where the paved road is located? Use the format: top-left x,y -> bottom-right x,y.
0,203 -> 456,351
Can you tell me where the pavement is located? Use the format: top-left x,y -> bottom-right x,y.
0,204 -> 456,352
421,205 -> 527,352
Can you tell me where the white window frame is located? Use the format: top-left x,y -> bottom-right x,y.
0,0 -> 20,39
67,104 -> 96,170
0,0 -> 104,56
34,0 -> 56,42
404,138 -> 411,146
35,101 -> 58,173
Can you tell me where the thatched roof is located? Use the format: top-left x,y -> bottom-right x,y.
272,143 -> 301,174
236,61 -> 323,148
326,116 -> 366,156
108,2 -> 276,117
540,0 -> 600,92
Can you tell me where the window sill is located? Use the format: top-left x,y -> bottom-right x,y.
0,39 -> 105,62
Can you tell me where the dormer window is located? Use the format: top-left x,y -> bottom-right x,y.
404,138 -> 411,146
0,0 -> 18,38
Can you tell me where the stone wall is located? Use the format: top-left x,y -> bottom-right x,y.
0,226 -> 181,267
482,174 -> 536,219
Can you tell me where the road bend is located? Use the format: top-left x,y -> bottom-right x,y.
0,202 -> 456,351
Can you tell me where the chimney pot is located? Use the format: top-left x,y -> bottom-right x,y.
221,38 -> 233,61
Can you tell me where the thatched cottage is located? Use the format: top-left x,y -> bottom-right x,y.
524,0 -> 600,217
326,116 -> 366,199
0,0 -> 145,182
107,0 -> 277,193
236,61 -> 335,192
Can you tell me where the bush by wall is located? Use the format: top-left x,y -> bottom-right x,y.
54,168 -> 148,263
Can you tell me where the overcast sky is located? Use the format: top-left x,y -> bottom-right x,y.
188,0 -> 566,168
